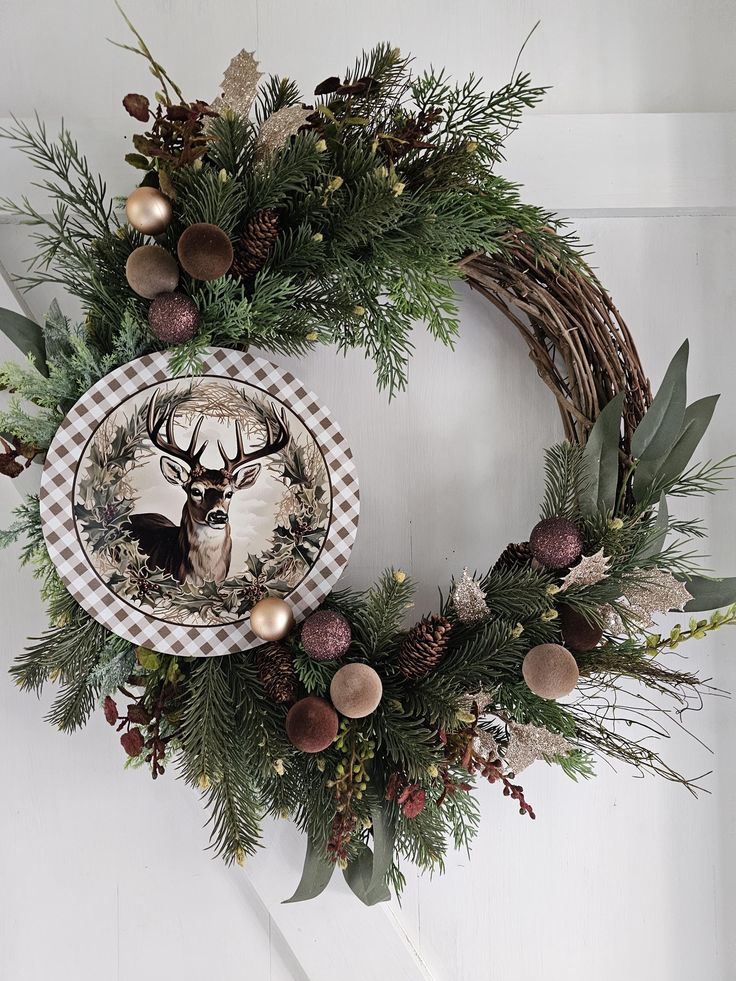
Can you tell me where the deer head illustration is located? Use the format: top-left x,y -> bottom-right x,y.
129,394 -> 290,586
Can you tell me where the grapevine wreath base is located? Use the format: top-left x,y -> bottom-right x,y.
1,16 -> 736,905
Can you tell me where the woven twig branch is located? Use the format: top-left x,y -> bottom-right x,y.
463,238 -> 651,456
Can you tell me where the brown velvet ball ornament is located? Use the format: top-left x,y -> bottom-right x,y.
250,597 -> 295,642
330,663 -> 383,719
560,605 -> 604,653
529,516 -> 584,569
125,245 -> 179,299
177,222 -> 234,281
301,609 -> 352,661
148,292 -> 201,345
125,186 -> 173,236
522,643 -> 580,700
285,696 -> 339,753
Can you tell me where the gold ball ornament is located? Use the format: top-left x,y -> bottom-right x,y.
125,186 -> 173,236
125,245 -> 179,300
522,643 -> 580,700
177,222 -> 234,281
250,596 -> 295,642
329,663 -> 383,718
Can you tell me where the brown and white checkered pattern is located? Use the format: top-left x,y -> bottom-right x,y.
39,348 -> 359,657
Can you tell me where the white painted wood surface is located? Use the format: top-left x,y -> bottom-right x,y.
1,3 -> 735,980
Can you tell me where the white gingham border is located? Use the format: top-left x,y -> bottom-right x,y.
39,348 -> 359,657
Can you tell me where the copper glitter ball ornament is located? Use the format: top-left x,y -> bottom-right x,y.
177,222 -> 234,281
529,516 -> 583,569
560,605 -> 604,653
148,292 -> 201,345
250,596 -> 295,643
301,609 -> 352,661
125,186 -> 173,236
285,696 -> 339,753
522,643 -> 580,700
125,245 -> 179,300
330,663 -> 383,719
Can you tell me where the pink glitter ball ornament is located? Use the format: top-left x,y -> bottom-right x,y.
301,609 -> 352,661
148,291 -> 201,344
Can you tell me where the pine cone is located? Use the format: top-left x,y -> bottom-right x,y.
256,644 -> 298,704
493,541 -> 532,573
398,614 -> 451,680
231,209 -> 279,278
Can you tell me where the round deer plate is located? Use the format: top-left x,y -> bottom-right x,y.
39,348 -> 359,657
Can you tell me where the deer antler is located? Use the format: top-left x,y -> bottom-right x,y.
146,393 -> 208,470
218,408 -> 289,475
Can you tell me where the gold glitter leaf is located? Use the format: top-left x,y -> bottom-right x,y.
504,721 -> 572,774
452,568 -> 489,623
560,548 -> 611,592
220,49 -> 263,119
256,105 -> 313,156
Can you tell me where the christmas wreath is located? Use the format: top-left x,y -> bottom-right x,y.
1,12 -> 735,905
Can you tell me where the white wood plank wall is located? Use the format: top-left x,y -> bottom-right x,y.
1,3 -> 734,979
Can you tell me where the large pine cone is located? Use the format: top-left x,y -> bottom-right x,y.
398,614 -> 451,680
256,644 -> 298,705
492,541 -> 532,573
231,209 -> 279,278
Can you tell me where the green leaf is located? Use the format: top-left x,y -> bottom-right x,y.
580,391 -> 623,516
684,576 -> 736,612
125,152 -> 151,170
638,493 -> 668,560
0,307 -> 48,377
343,846 -> 391,906
631,340 -> 688,465
367,802 -> 395,898
283,834 -> 335,903
634,395 -> 719,499
657,396 -> 719,485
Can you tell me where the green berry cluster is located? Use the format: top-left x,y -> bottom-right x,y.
327,720 -> 376,810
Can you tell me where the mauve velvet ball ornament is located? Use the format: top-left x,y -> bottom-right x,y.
148,292 -> 201,344
250,596 -> 295,642
125,244 -> 179,299
522,643 -> 580,700
177,222 -> 234,281
125,186 -> 173,236
330,663 -> 383,719
285,696 -> 339,753
529,516 -> 583,569
560,605 -> 604,653
301,609 -> 352,661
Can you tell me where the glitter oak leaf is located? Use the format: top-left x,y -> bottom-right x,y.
503,721 -> 572,775
560,548 -> 611,592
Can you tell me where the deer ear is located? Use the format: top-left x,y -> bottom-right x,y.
233,464 -> 261,490
160,457 -> 189,486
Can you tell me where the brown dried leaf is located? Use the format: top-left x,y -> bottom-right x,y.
120,727 -> 145,757
123,93 -> 151,122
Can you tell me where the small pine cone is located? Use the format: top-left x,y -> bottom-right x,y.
256,644 -> 298,704
231,209 -> 280,278
493,541 -> 532,573
398,614 -> 451,680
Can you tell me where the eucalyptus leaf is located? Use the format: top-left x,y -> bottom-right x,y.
580,391 -> 623,516
652,395 -> 719,488
283,834 -> 335,903
683,576 -> 736,612
634,395 -> 719,501
631,340 -> 688,465
367,802 -> 395,899
343,846 -> 391,906
0,307 -> 48,377
638,493 -> 669,560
